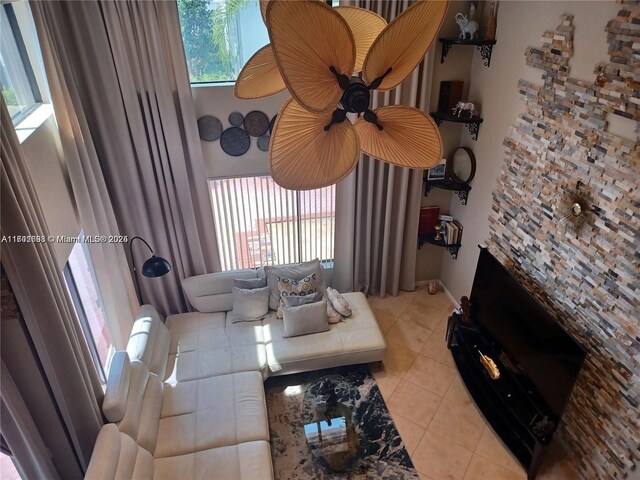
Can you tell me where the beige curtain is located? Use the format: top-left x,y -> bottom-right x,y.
334,0 -> 429,297
1,362 -> 59,480
0,97 -> 103,475
31,1 -> 138,349
30,1 -> 220,315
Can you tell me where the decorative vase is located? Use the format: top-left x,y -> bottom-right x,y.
427,281 -> 438,295
485,2 -> 498,40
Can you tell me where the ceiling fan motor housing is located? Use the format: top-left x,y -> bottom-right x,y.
341,76 -> 371,113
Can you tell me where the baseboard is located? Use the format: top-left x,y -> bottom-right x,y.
415,279 -> 460,309
439,280 -> 460,309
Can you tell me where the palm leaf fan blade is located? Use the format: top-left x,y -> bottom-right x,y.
235,44 -> 286,99
335,6 -> 387,73
363,0 -> 448,91
270,97 -> 360,190
354,106 -> 442,168
259,0 -> 269,25
266,0 -> 356,113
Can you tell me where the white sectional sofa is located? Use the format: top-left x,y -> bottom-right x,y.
85,266 -> 386,480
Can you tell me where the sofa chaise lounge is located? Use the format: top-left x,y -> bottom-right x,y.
85,266 -> 387,479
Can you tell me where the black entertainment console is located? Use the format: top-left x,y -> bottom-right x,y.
445,248 -> 585,479
446,313 -> 559,480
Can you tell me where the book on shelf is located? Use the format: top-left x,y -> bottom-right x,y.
446,222 -> 457,245
439,214 -> 454,222
452,219 -> 464,244
419,206 -> 440,235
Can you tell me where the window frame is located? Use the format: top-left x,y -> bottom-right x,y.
63,251 -> 109,385
1,3 -> 42,124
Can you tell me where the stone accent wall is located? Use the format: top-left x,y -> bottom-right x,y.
487,5 -> 639,480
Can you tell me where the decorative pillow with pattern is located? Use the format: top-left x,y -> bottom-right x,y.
277,274 -> 318,318
327,287 -> 352,317
323,294 -> 342,324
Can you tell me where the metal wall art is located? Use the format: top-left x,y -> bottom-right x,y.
197,110 -> 275,157
558,182 -> 603,235
197,115 -> 223,141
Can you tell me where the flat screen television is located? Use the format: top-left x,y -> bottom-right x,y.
469,248 -> 586,418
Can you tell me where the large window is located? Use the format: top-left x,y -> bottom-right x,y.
0,3 -> 41,123
177,0 -> 269,83
209,176 -> 335,271
63,242 -> 112,383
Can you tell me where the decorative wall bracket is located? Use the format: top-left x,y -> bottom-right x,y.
418,234 -> 461,259
439,38 -> 497,67
425,179 -> 471,205
431,112 -> 484,141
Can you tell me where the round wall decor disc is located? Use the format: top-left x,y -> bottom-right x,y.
220,127 -> 251,156
197,115 -> 223,141
269,114 -> 277,135
244,110 -> 270,137
228,111 -> 244,127
257,135 -> 270,152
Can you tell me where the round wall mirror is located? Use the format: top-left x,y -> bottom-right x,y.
447,146 -> 476,184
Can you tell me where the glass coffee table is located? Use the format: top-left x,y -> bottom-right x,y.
302,375 -> 361,472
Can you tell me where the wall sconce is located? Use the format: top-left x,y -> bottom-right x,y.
558,181 -> 603,236
128,236 -> 171,305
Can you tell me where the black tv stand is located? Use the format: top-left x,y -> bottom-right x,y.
446,313 -> 557,480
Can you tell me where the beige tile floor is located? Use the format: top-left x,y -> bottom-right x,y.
368,286 -> 580,480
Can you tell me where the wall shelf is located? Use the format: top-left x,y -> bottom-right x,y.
418,234 -> 461,259
425,179 -> 471,205
439,38 -> 497,67
431,112 -> 484,141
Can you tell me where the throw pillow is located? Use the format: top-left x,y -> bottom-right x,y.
323,294 -> 342,324
283,291 -> 321,308
327,287 -> 352,317
233,277 -> 267,289
282,300 -> 329,338
264,259 -> 326,310
276,274 -> 318,318
284,292 -> 340,323
229,286 -> 270,323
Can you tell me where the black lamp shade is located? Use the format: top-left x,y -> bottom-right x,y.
141,255 -> 171,278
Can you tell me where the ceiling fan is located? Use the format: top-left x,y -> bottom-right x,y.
234,0 -> 448,190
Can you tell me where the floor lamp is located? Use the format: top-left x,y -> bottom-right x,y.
129,236 -> 172,305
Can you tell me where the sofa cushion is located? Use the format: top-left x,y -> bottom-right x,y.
163,312 -> 268,381
264,259 -> 325,310
115,360 -> 163,454
155,371 -> 269,457
182,269 -> 259,313
85,424 -> 154,480
264,292 -> 386,375
229,286 -> 270,322
127,305 -> 171,380
102,351 -> 131,423
153,440 -> 273,480
233,277 -> 267,289
282,300 -> 329,338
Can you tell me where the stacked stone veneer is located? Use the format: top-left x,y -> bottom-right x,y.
487,4 -> 639,480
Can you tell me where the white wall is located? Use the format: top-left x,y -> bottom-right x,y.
439,1 -> 620,302
20,114 -> 80,267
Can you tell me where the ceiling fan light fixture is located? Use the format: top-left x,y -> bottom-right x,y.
235,0 -> 450,190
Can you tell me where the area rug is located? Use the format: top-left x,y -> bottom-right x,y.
264,365 -> 419,479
